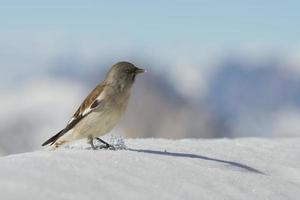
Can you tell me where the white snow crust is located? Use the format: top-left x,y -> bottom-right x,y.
0,138 -> 299,200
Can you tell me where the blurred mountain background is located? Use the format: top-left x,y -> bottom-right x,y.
0,1 -> 300,155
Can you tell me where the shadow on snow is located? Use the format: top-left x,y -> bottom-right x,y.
127,148 -> 265,175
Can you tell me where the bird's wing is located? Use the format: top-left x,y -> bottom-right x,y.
42,82 -> 106,146
69,82 -> 106,123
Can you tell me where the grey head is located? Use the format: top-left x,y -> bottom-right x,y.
105,61 -> 145,86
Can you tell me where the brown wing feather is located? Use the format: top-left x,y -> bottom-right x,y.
73,81 -> 106,118
41,81 -> 106,146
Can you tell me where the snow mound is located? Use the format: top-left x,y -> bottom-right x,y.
0,138 -> 299,200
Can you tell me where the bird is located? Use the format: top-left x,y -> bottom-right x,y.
42,61 -> 145,150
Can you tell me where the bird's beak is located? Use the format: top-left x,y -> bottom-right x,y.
135,67 -> 146,74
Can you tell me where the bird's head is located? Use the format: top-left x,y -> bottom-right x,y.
106,61 -> 145,86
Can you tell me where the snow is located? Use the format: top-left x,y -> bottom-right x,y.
0,138 -> 299,200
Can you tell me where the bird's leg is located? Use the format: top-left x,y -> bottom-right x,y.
95,137 -> 115,150
87,137 -> 97,150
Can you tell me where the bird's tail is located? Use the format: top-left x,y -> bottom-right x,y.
41,129 -> 64,146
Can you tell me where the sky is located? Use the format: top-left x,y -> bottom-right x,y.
1,0 -> 300,93
0,0 -> 300,111
0,0 -> 299,49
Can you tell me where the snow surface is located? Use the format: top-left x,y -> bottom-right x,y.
0,138 -> 299,200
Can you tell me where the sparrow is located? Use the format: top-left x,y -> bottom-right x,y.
42,61 -> 145,150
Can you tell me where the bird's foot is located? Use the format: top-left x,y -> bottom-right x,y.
96,137 -> 116,150
99,144 -> 116,150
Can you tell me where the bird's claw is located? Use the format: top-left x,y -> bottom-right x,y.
98,144 -> 116,150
